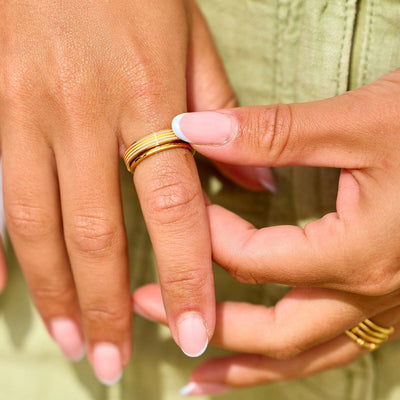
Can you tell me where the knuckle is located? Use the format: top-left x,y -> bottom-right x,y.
56,88 -> 93,118
0,61 -> 36,104
52,58 -> 90,93
268,342 -> 303,360
221,231 -> 266,285
84,304 -> 128,331
129,72 -> 161,103
263,308 -> 305,360
47,63 -> 100,119
162,268 -> 209,298
146,178 -> 200,226
352,260 -> 398,297
33,284 -> 76,306
241,103 -> 293,165
120,52 -> 169,109
66,212 -> 123,256
6,202 -> 53,240
229,265 -> 264,285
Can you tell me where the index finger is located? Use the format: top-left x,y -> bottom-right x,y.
132,284 -> 400,359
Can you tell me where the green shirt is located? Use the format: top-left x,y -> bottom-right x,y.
1,1 -> 400,398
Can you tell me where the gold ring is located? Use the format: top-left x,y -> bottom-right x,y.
123,130 -> 192,173
345,318 -> 394,351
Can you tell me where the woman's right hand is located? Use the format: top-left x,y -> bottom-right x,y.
0,0 -> 237,384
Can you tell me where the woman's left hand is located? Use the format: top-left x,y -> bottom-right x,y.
133,284 -> 400,396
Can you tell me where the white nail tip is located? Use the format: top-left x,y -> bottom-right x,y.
181,338 -> 209,358
71,348 -> 86,363
98,370 -> 123,386
172,113 -> 191,143
180,382 -> 196,396
260,180 -> 277,193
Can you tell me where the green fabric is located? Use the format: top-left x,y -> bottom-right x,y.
1,0 -> 400,398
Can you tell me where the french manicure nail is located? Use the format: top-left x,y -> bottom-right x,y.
177,312 -> 208,357
180,382 -> 230,396
172,112 -> 236,145
50,318 -> 85,362
255,167 -> 277,193
92,343 -> 122,386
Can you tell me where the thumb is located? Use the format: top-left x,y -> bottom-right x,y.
174,70 -> 400,169
186,2 -> 275,191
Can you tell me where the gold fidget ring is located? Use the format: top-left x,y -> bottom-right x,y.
123,130 -> 192,173
345,318 -> 394,351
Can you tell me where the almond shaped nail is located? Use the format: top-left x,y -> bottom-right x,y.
92,343 -> 122,386
177,312 -> 208,357
172,112 -> 236,145
50,318 -> 85,362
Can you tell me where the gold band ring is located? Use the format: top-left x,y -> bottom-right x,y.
123,130 -> 192,173
345,318 -> 394,351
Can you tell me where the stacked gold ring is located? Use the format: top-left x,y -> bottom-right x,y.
345,318 -> 394,351
123,130 -> 192,173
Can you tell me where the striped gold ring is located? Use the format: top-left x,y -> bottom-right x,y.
123,130 -> 192,173
345,318 -> 394,351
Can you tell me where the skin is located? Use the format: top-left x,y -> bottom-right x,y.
133,285 -> 400,394
0,0 -> 245,379
134,285 -> 400,389
133,67 -> 400,391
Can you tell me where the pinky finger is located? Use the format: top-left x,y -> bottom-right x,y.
182,317 -> 400,396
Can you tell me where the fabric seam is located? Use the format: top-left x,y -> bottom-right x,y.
336,0 -> 350,95
362,0 -> 375,85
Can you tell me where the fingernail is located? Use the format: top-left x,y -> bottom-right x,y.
132,302 -> 157,322
50,318 -> 85,362
177,312 -> 208,357
255,167 -> 277,193
180,382 -> 230,396
92,343 -> 123,386
172,112 -> 236,145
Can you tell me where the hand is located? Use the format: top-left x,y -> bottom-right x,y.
133,284 -> 400,395
171,68 -> 400,297
157,68 -> 400,391
0,0 -> 233,384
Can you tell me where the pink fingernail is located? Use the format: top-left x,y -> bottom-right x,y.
177,312 -> 208,357
50,318 -> 85,362
255,167 -> 277,193
180,382 -> 230,396
172,112 -> 236,145
92,343 -> 122,386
